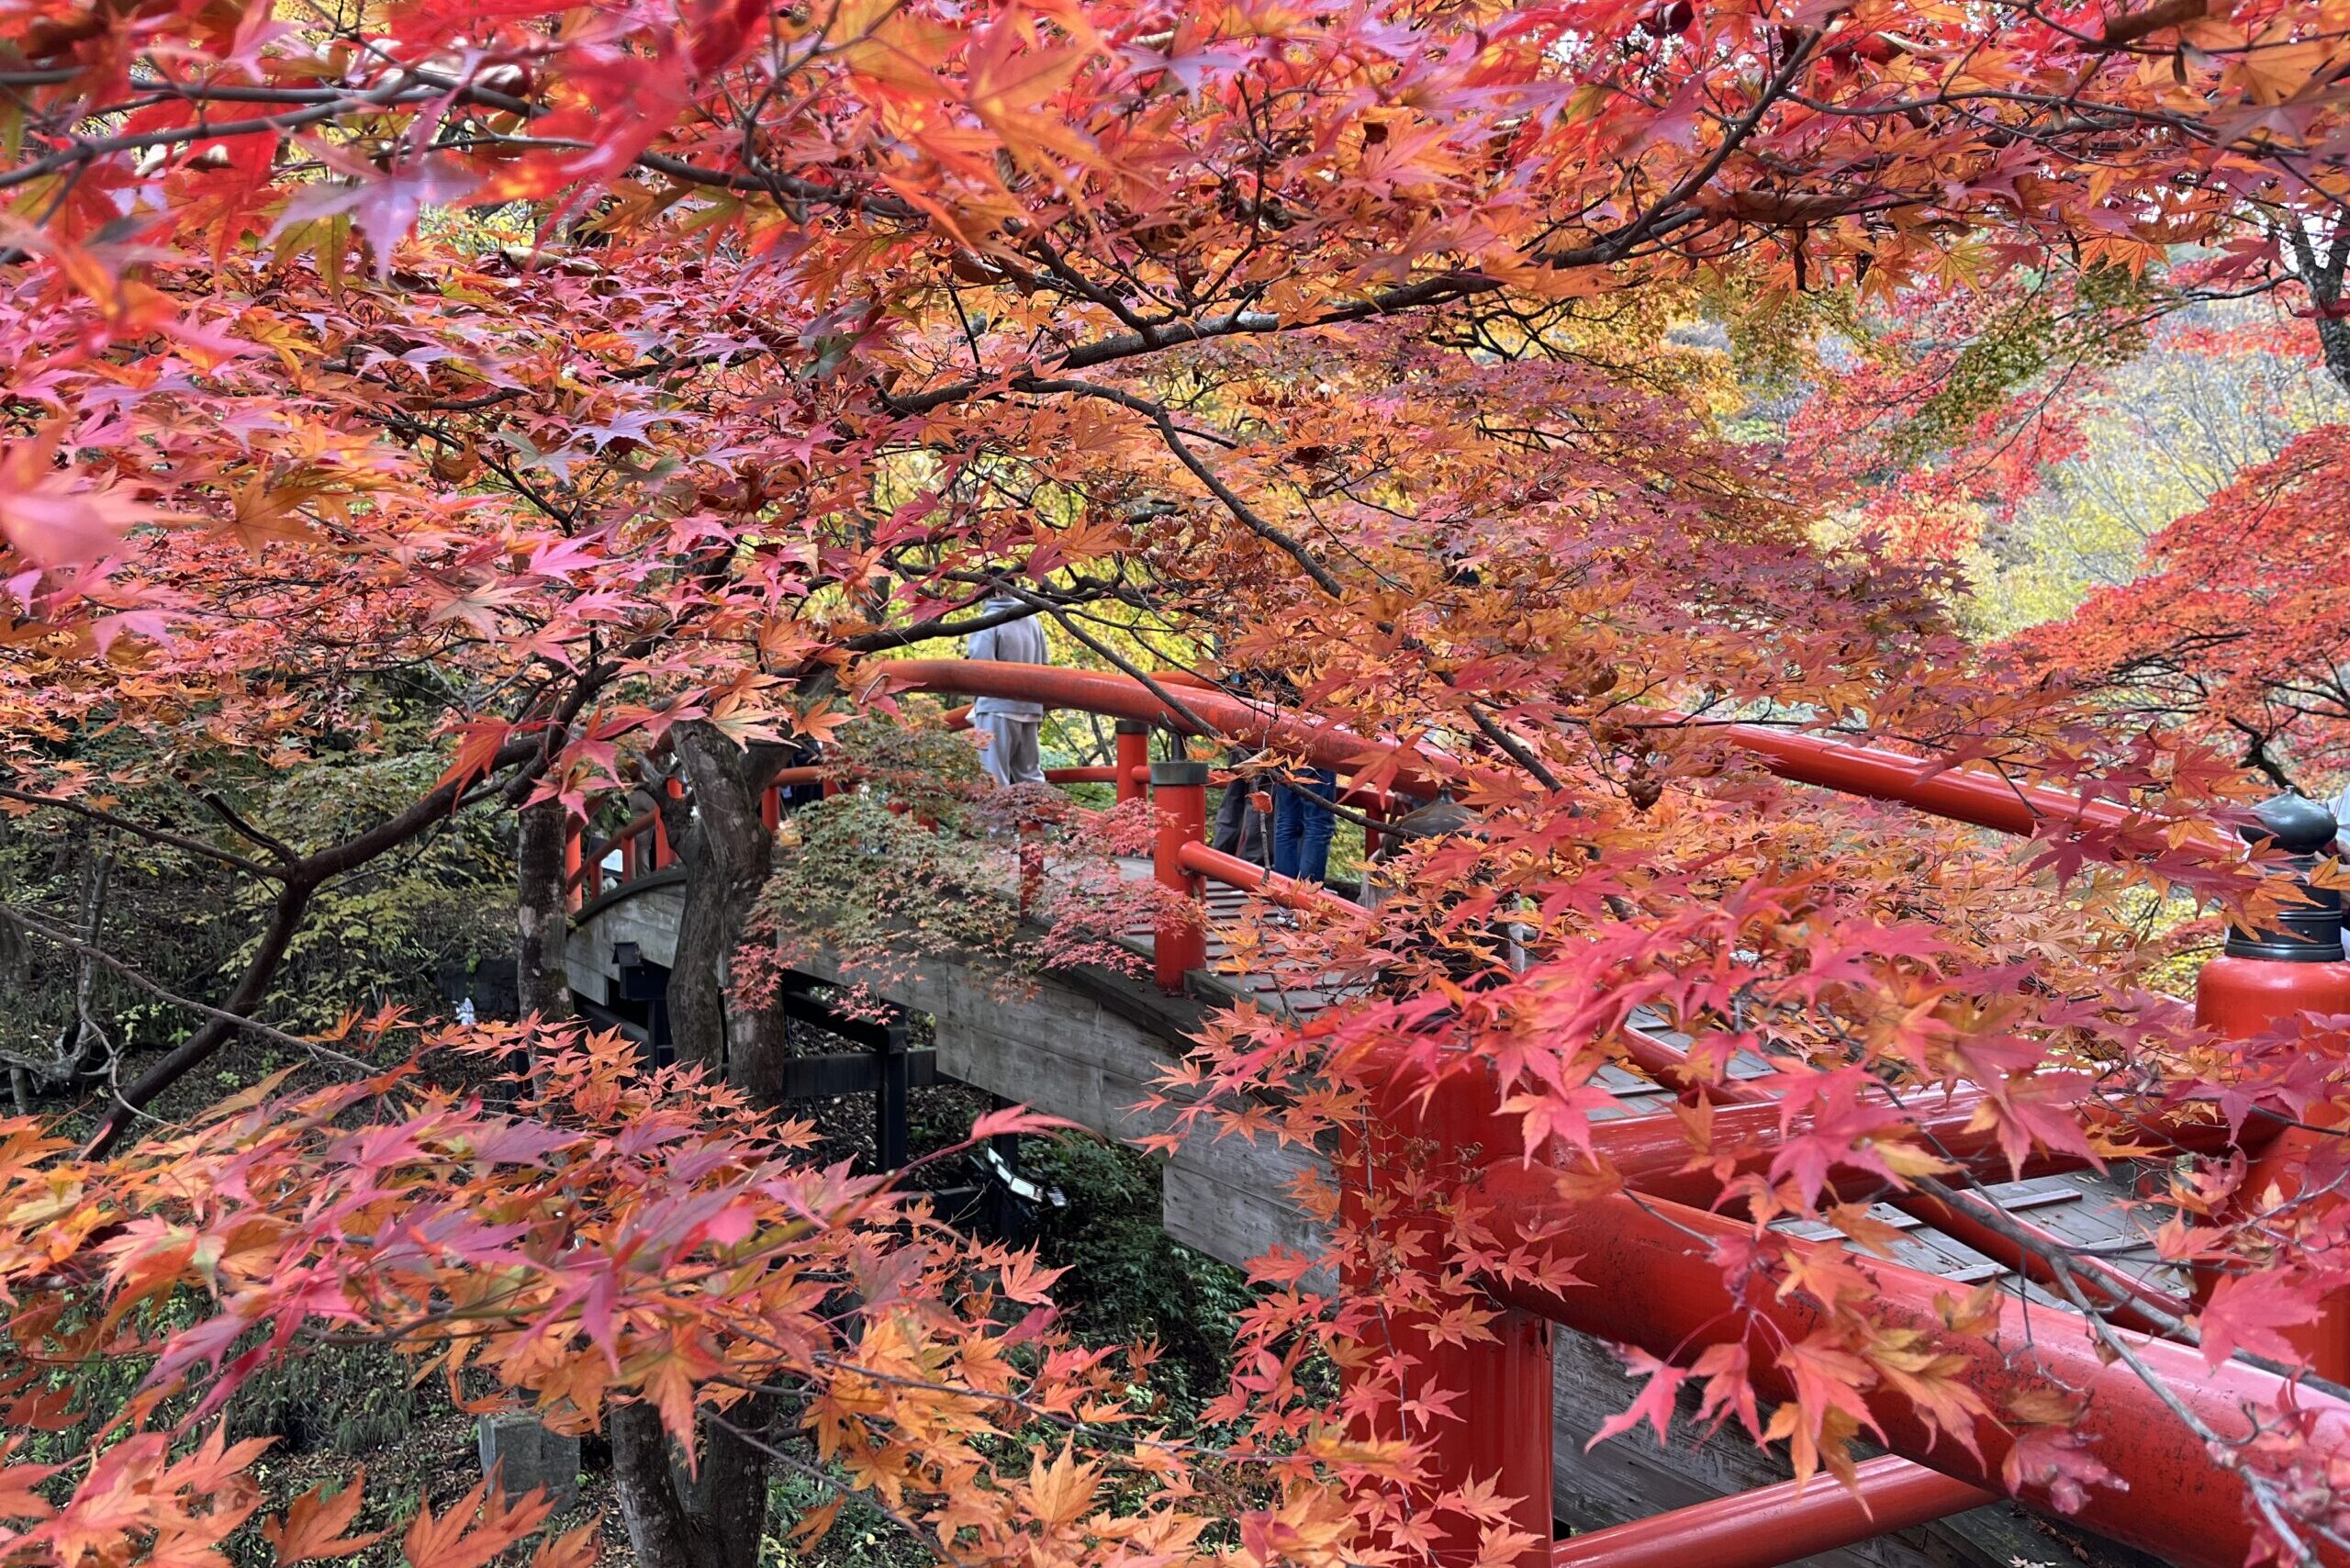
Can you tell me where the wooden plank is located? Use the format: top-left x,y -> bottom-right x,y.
1162,1164 -> 1330,1288
776,1051 -> 940,1100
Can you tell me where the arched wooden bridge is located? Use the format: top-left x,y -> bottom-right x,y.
565,659 -> 2350,1568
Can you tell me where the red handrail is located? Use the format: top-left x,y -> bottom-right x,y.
1469,1153 -> 2347,1568
1718,724 -> 2175,841
873,658 -> 2225,850
1178,839 -> 1363,920
870,660 -> 1456,797
1550,1455 -> 1990,1568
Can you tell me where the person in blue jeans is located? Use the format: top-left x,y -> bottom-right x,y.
1271,767 -> 1337,883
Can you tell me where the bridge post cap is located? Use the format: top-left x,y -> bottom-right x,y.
2225,792 -> 2346,963
2244,792 -> 2340,856
1148,759 -> 1212,788
1113,719 -> 1152,735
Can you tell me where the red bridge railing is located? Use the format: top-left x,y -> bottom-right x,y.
558,660 -> 2350,1568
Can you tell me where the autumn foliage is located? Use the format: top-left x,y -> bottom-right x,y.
9,0 -> 2350,1564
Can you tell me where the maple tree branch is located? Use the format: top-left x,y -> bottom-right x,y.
1604,28 -> 1822,263
1466,703 -> 1565,794
0,786 -> 284,880
2037,1251 -> 2328,1567
1013,378 -> 1238,447
699,1410 -> 986,1568
85,727 -> 559,1156
194,789 -> 300,866
1911,1173 -> 2198,1337
0,73 -> 425,194
0,902 -> 372,1074
1148,413 -> 1348,600
2095,0 -> 2221,50
82,879 -> 311,1158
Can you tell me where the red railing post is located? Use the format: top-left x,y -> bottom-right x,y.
1150,759 -> 1209,992
562,817 -> 583,913
651,777 -> 683,868
2199,794 -> 2350,1378
760,781 -> 780,831
1114,720 -> 1150,806
1344,1047 -> 1554,1567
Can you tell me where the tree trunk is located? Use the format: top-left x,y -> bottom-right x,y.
2283,217 -> 2350,397
610,723 -> 791,1565
673,1394 -> 778,1568
608,1340 -> 779,1568
609,1404 -> 701,1568
661,722 -> 789,1101
516,796 -> 573,1025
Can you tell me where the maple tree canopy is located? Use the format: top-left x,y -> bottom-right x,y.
6,0 -> 2350,1565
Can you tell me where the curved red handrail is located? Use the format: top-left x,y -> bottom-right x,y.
873,658 -> 2220,850
1178,839 -> 1364,920
1717,724 -> 2153,840
868,660 -> 1456,797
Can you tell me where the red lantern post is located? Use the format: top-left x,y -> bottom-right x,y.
2199,794 -> 2350,1378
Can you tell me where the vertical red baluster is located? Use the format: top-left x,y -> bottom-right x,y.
760,781 -> 780,831
651,778 -> 683,868
1343,1047 -> 1554,1567
562,817 -> 582,913
1115,720 -> 1150,805
1150,759 -> 1208,992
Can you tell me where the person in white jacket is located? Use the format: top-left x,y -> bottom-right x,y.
966,596 -> 1050,786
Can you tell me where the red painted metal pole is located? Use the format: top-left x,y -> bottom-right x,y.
1584,1087 -> 2253,1215
1716,726 -> 2155,841
873,659 -> 1452,797
1343,1049 -> 1553,1568
1115,721 -> 1150,806
1550,1455 -> 1990,1568
1151,760 -> 1209,993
